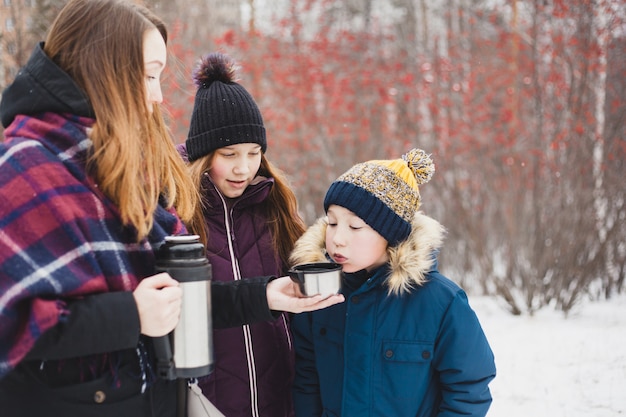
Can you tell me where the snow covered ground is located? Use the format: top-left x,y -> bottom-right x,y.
470,293 -> 626,417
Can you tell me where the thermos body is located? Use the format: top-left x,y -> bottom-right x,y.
155,235 -> 214,379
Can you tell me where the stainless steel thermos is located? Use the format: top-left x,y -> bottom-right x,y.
153,235 -> 213,379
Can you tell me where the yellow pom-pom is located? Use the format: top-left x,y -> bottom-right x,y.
402,148 -> 434,185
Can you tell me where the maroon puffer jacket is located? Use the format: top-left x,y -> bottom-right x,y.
198,172 -> 295,417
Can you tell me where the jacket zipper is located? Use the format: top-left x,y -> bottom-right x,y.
218,191 -> 260,417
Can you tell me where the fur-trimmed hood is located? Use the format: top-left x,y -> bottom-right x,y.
289,211 -> 446,295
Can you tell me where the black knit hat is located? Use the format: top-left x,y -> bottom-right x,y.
323,149 -> 435,246
186,52 -> 266,162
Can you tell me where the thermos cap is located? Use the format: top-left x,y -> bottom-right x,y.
155,235 -> 211,282
157,235 -> 205,261
164,235 -> 200,244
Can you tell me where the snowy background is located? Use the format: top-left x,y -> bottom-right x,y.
471,294 -> 626,416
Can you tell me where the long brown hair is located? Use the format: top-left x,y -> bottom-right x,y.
186,152 -> 306,268
44,0 -> 197,240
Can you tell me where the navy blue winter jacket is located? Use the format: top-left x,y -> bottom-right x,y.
290,213 -> 496,417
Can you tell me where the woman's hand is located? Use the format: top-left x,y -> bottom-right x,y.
133,273 -> 182,336
266,276 -> 344,313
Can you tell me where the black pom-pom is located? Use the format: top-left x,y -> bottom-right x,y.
192,52 -> 237,88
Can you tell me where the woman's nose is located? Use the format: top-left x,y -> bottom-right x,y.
151,83 -> 163,104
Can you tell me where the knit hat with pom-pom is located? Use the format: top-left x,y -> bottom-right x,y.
323,148 -> 435,246
186,52 -> 266,162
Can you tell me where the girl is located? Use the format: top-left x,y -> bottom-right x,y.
180,52 -> 306,417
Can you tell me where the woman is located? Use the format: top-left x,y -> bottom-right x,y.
0,1 -> 341,416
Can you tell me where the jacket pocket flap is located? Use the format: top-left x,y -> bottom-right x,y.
381,341 -> 433,363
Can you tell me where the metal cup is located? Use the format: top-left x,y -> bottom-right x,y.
288,262 -> 342,297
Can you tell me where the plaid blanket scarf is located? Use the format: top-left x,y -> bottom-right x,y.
0,112 -> 185,379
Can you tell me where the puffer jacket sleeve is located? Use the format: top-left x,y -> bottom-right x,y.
291,311 -> 323,417
434,290 -> 496,417
211,276 -> 279,328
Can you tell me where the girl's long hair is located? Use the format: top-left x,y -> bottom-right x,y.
44,0 -> 197,240
186,152 -> 306,269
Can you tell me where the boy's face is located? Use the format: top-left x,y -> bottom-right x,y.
325,205 -> 389,273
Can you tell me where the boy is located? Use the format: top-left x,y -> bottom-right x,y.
290,149 -> 496,417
